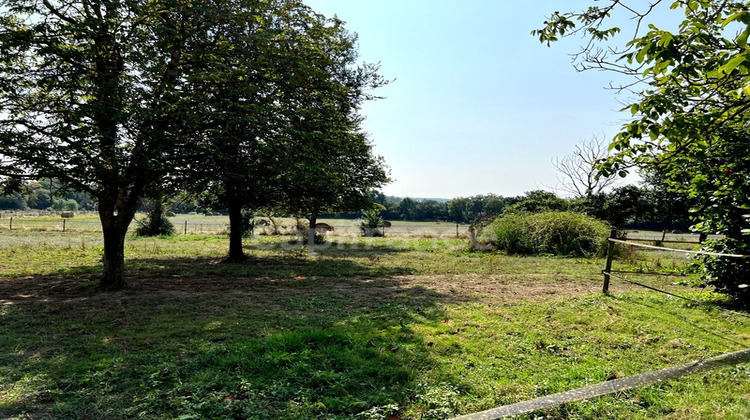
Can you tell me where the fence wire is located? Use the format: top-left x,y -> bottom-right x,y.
455,238 -> 750,420
604,237 -> 750,319
602,271 -> 750,320
0,217 -> 471,237
609,237 -> 750,258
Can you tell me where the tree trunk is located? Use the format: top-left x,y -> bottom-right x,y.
98,191 -> 139,289
226,199 -> 245,262
101,220 -> 128,289
307,212 -> 318,255
148,192 -> 165,226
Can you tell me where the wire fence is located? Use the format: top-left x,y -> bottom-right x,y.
455,231 -> 750,420
601,229 -> 750,317
0,214 -> 472,238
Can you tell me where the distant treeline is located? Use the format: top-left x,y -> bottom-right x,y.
3,177 -> 692,230
0,179 -> 95,212
335,180 -> 692,230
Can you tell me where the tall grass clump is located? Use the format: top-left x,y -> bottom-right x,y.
480,211 -> 610,256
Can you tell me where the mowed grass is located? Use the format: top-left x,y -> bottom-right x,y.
0,231 -> 749,419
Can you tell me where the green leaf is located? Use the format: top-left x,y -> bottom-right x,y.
657,32 -> 673,47
635,45 -> 650,63
737,25 -> 750,47
721,53 -> 747,74
722,11 -> 750,27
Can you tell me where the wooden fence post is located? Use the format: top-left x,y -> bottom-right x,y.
184,220 -> 188,235
603,228 -> 617,293
63,219 -> 66,232
9,216 -> 12,230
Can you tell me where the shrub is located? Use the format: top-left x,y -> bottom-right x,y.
135,199 -> 175,237
480,211 -> 610,257
135,214 -> 175,237
240,210 -> 255,237
359,209 -> 384,237
695,238 -> 750,306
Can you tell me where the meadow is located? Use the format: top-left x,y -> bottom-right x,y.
0,227 -> 749,419
0,213 -> 471,237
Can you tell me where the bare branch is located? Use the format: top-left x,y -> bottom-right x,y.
553,135 -> 619,198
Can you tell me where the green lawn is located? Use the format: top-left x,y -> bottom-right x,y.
0,232 -> 748,419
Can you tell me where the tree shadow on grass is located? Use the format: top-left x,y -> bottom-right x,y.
0,252 -> 480,419
0,244 -> 420,302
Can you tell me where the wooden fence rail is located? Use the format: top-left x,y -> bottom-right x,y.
453,348 -> 750,420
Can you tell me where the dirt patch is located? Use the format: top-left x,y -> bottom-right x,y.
0,271 -> 657,310
408,273 -> 601,301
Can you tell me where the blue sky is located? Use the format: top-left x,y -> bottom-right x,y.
304,1 -> 648,199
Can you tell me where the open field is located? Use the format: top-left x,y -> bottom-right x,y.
1,231 -> 749,419
0,214 -> 470,237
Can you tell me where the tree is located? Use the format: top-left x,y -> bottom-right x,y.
278,127 -> 390,248
575,185 -> 649,228
396,197 -> 419,221
414,199 -> 447,221
504,190 -> 569,214
640,166 -> 693,228
484,194 -> 513,216
181,0 -> 387,260
0,0 -> 204,288
0,192 -> 27,210
178,0 -> 302,261
446,197 -> 471,223
553,135 -> 618,198
446,194 -> 518,224
535,1 -> 750,303
273,57 -> 389,248
135,194 -> 175,237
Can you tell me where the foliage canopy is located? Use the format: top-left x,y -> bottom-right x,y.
0,0 -> 388,284
535,0 -> 750,303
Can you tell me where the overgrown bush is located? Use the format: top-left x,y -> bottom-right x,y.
240,210 -> 255,237
480,211 -> 610,257
135,199 -> 175,237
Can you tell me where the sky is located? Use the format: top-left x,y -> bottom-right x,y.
303,1 -> 666,199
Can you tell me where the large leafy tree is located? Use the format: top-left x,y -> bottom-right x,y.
178,0 -> 300,262
181,0 -> 388,261
256,11 -> 389,253
278,125 -> 390,248
278,82 -> 389,246
0,0 -> 201,288
534,1 -> 750,303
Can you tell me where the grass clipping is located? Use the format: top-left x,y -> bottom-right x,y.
480,211 -> 610,257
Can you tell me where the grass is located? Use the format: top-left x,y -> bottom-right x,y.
0,230 -> 749,419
